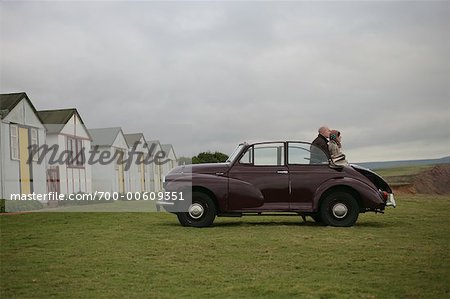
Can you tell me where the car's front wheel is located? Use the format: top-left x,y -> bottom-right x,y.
176,192 -> 216,227
320,191 -> 359,227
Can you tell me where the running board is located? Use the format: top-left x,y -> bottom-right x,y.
243,213 -> 302,217
218,212 -> 306,217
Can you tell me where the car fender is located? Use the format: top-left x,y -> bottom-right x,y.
189,174 -> 264,211
165,173 -> 229,212
227,176 -> 265,210
312,177 -> 384,211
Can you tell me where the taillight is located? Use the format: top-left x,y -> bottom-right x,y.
380,190 -> 389,200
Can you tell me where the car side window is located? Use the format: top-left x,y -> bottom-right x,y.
239,143 -> 285,166
239,147 -> 253,164
288,142 -> 328,165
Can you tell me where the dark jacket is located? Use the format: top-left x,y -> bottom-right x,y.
310,134 -> 330,163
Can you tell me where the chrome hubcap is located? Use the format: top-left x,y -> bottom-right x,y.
332,203 -> 348,219
188,203 -> 204,219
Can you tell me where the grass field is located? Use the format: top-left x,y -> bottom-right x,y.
372,165 -> 434,178
1,195 -> 449,298
373,165 -> 435,187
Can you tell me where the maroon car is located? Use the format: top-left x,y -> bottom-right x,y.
160,141 -> 396,227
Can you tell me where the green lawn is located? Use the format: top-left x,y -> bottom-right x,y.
375,165 -> 433,178
1,195 -> 449,298
372,165 -> 435,186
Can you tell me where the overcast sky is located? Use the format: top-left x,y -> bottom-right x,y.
1,1 -> 449,162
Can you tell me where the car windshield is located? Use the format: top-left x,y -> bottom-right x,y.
226,144 -> 245,163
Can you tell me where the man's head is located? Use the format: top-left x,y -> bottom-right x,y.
318,126 -> 331,138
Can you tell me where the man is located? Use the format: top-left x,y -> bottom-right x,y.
310,126 -> 331,163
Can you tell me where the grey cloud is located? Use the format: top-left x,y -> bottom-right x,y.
1,1 -> 449,161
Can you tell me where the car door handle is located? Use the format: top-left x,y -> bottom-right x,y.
277,170 -> 289,174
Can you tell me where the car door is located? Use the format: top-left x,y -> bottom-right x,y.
228,142 -> 290,211
287,142 -> 334,212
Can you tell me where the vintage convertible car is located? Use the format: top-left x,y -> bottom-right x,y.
160,141 -> 396,227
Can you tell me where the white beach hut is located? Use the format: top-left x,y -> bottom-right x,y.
88,127 -> 129,193
146,140 -> 164,192
37,108 -> 92,195
124,133 -> 150,193
160,144 -> 178,179
0,92 -> 47,198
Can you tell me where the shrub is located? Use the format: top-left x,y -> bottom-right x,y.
5,200 -> 44,212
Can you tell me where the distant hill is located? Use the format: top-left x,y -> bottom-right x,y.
355,156 -> 450,170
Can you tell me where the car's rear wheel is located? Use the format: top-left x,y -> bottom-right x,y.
320,191 -> 359,227
176,192 -> 216,227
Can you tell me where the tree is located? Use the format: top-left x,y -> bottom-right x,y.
192,151 -> 229,164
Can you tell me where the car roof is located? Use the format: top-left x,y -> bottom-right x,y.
242,141 -> 313,146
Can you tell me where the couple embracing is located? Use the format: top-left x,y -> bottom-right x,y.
311,126 -> 348,166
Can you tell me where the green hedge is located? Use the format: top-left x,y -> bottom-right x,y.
4,200 -> 44,212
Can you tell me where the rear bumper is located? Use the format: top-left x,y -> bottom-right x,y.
385,193 -> 396,208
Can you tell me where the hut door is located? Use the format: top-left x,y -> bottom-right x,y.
47,166 -> 60,193
117,150 -> 125,193
140,154 -> 146,192
18,127 -> 32,194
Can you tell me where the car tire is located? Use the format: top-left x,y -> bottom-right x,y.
176,192 -> 216,228
320,191 -> 359,227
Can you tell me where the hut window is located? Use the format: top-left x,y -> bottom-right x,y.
10,124 -> 19,160
67,137 -> 85,167
30,128 -> 39,161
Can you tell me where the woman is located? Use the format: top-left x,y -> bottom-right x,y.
328,130 -> 348,165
